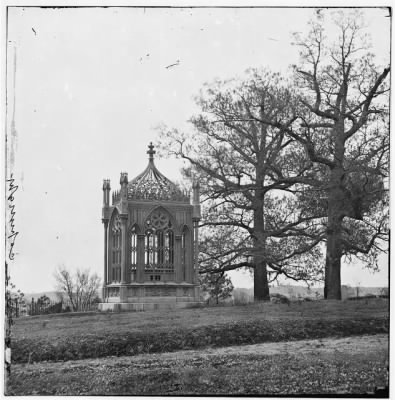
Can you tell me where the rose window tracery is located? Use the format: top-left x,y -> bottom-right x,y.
146,210 -> 170,230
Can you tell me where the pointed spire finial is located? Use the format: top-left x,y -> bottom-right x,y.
147,142 -> 156,161
192,177 -> 200,189
120,172 -> 128,185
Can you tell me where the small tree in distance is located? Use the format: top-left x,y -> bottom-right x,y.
200,272 -> 234,305
54,266 -> 101,311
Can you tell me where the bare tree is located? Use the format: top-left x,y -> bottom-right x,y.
54,266 -> 101,311
159,69 -> 324,301
260,10 -> 389,299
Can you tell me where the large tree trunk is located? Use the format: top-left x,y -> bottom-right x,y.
324,166 -> 345,300
253,122 -> 271,302
253,197 -> 270,301
254,260 -> 270,301
325,224 -> 343,299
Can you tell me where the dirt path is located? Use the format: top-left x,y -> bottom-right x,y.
8,334 -> 388,395
163,335 -> 388,358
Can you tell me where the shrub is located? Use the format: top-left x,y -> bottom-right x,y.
270,293 -> 290,305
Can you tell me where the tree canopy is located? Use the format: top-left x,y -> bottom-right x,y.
272,10 -> 389,298
160,70 -> 324,300
159,9 -> 389,300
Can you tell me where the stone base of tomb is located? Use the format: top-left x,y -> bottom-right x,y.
98,282 -> 203,312
98,300 -> 203,312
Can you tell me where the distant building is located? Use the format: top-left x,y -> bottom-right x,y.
99,143 -> 201,311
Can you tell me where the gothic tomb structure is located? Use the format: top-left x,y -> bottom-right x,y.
99,143 -> 202,311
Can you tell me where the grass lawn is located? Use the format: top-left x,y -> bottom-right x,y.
7,298 -> 389,395
11,298 -> 388,364
7,334 -> 388,395
13,297 -> 389,340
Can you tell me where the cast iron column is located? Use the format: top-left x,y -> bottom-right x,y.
103,221 -> 109,286
174,235 -> 182,282
120,215 -> 128,284
193,221 -> 199,284
137,234 -> 145,282
101,179 -> 111,299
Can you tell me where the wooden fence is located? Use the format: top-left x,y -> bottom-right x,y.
7,298 -> 100,317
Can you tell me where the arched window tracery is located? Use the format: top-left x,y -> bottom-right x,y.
129,226 -> 138,281
144,209 -> 174,273
111,214 -> 122,282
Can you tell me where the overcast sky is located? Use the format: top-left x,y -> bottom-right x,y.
5,7 -> 390,293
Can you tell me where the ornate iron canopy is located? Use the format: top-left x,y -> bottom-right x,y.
127,143 -> 189,202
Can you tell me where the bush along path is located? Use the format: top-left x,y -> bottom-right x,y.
12,316 -> 388,364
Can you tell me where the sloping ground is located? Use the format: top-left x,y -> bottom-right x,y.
11,299 -> 388,363
13,298 -> 388,339
7,334 -> 389,395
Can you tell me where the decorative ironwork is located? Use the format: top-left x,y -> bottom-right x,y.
112,190 -> 120,205
144,209 -> 174,273
147,142 -> 156,160
148,210 -> 169,230
127,144 -> 190,202
112,215 -> 121,231
129,226 -> 137,281
181,227 -> 186,281
111,215 -> 122,282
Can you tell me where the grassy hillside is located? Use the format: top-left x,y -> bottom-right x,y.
11,298 -> 388,364
7,334 -> 388,396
